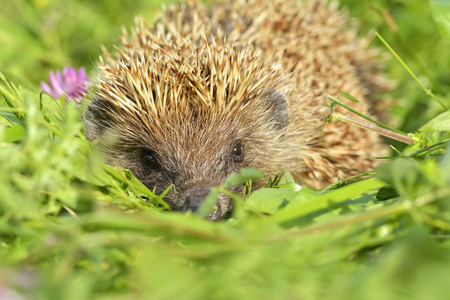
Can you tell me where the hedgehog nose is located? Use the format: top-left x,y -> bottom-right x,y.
184,186 -> 211,212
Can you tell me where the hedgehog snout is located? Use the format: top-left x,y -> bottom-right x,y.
178,185 -> 231,222
183,186 -> 210,212
182,185 -> 225,222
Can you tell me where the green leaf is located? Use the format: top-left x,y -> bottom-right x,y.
419,110 -> 450,131
375,159 -> 419,185
278,172 -> 295,184
339,90 -> 360,102
276,172 -> 302,191
430,0 -> 450,39
270,178 -> 386,224
0,110 -> 23,126
245,188 -> 298,214
376,186 -> 399,201
196,188 -> 219,218
3,124 -> 26,142
223,168 -> 264,188
276,182 -> 302,191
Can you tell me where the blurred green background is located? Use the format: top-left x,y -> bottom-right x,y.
0,0 -> 165,84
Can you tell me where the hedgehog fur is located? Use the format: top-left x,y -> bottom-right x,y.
83,0 -> 387,220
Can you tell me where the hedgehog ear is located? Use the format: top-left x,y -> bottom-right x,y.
82,98 -> 113,141
264,89 -> 289,131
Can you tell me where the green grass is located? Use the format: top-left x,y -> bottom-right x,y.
1,0 -> 450,299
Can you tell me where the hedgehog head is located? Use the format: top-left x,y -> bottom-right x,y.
83,40 -> 290,220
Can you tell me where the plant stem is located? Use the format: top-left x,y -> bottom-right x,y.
332,112 -> 414,144
328,95 -> 406,135
376,32 -> 448,111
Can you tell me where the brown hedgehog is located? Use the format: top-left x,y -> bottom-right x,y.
83,0 -> 386,220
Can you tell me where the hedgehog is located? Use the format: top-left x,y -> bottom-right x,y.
83,0 -> 387,220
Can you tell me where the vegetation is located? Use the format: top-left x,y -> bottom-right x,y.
0,0 -> 449,299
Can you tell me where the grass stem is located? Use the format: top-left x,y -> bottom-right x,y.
328,95 -> 406,135
376,32 -> 448,111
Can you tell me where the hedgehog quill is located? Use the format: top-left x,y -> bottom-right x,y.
83,0 -> 387,220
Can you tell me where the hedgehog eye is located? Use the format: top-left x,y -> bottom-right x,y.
142,149 -> 160,170
231,142 -> 244,162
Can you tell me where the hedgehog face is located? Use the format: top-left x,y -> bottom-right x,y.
135,116 -> 249,219
83,87 -> 288,220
